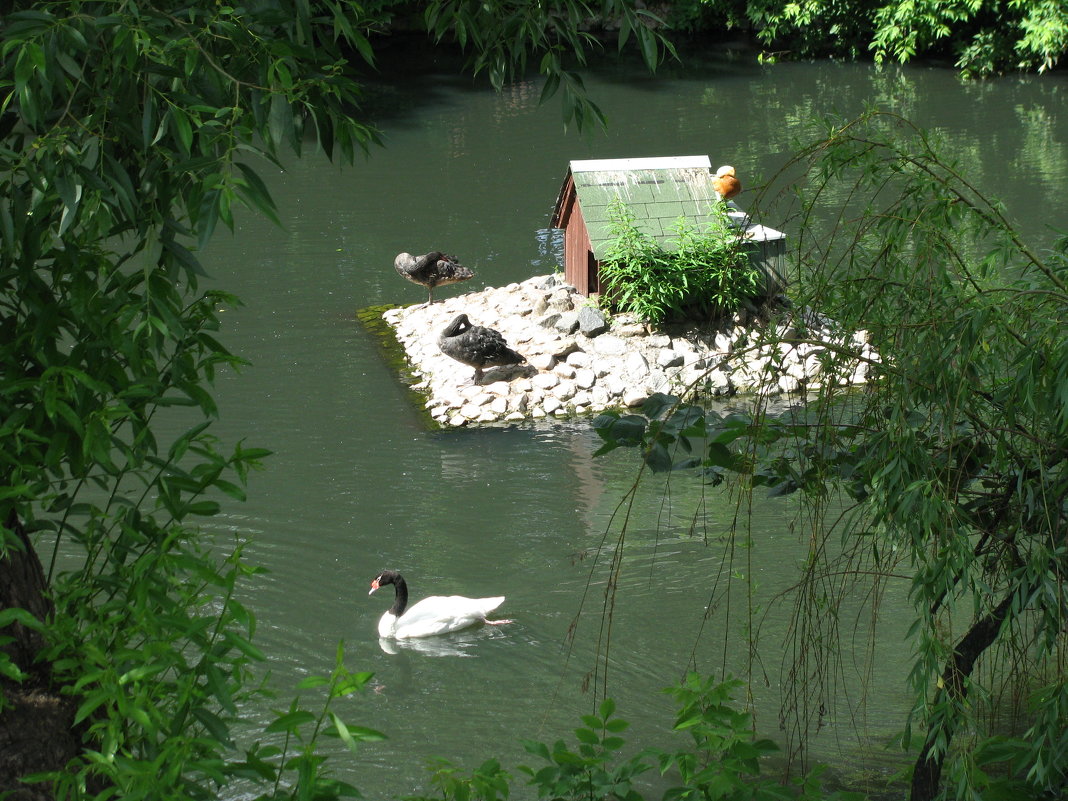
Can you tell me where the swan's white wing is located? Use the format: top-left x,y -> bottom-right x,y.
393,594 -> 505,639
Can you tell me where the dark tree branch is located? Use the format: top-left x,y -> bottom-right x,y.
910,590 -> 1016,801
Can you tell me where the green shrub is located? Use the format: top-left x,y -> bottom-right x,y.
598,198 -> 762,326
404,673 -> 866,801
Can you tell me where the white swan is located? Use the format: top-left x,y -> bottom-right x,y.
368,570 -> 509,639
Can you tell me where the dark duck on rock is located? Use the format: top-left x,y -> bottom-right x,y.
438,313 -> 526,384
394,251 -> 474,305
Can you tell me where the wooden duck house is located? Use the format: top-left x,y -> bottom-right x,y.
549,155 -> 786,297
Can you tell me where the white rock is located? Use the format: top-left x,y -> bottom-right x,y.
483,380 -> 511,395
778,374 -> 801,393
604,374 -> 626,398
543,396 -> 563,414
566,350 -> 592,368
467,390 -> 494,406
554,363 -> 577,379
625,351 -> 650,378
556,380 -> 577,401
528,352 -> 556,370
460,403 -> 484,418
591,335 -> 627,355
574,368 -> 596,390
532,372 -> 560,390
591,356 -> 616,378
645,370 -> 669,393
623,389 -> 647,407
786,360 -> 809,381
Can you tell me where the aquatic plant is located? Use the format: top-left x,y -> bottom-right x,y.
598,198 -> 762,326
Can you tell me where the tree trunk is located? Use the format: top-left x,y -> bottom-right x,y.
0,511 -> 78,801
910,592 -> 1015,801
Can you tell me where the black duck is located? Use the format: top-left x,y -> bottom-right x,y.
438,313 -> 526,384
394,251 -> 474,304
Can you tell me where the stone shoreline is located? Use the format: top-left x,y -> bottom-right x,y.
380,274 -> 878,428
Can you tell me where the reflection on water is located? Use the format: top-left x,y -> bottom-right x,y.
377,625 -> 509,658
193,46 -> 1068,800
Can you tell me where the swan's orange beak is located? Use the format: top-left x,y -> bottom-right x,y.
369,578 -> 380,595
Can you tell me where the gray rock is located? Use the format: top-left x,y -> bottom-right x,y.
554,311 -> 580,334
577,305 -> 610,337
533,274 -> 561,291
614,322 -> 646,337
548,289 -> 575,311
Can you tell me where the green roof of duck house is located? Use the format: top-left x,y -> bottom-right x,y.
550,155 -> 786,297
551,155 -> 726,255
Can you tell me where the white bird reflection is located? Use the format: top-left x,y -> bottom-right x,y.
376,626 -> 507,658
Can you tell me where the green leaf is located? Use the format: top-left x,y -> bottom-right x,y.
192,707 -> 233,745
331,712 -> 358,752
574,727 -> 599,745
171,108 -> 194,154
340,724 -> 386,743
265,709 -> 316,734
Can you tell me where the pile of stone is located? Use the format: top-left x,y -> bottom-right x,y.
381,275 -> 879,427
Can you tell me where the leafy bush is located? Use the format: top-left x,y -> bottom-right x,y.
671,0 -> 1068,76
598,198 -> 762,326
405,673 -> 866,801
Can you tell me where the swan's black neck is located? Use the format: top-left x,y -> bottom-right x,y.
387,574 -> 408,617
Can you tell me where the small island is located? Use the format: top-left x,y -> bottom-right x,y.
380,273 -> 878,428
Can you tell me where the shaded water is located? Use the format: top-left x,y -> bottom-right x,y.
195,47 -> 1068,798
